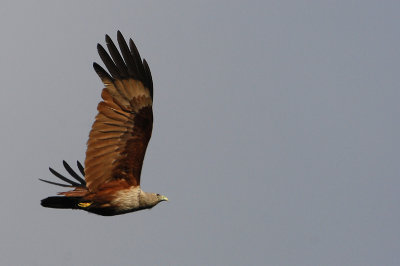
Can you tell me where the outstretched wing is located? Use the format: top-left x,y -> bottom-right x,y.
84,31 -> 153,192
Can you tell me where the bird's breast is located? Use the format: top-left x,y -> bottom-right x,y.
110,186 -> 142,212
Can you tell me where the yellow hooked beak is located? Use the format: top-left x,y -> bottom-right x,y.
160,195 -> 168,202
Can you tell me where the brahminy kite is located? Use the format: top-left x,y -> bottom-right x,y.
40,31 -> 168,216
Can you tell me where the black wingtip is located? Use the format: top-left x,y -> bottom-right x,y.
63,160 -> 85,185
105,34 -> 112,43
39,178 -> 73,188
93,62 -> 112,80
143,59 -> 153,99
95,31 -> 154,98
77,161 -> 85,177
117,30 -> 123,39
49,167 -> 80,186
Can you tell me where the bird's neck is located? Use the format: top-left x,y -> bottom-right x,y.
139,191 -> 157,208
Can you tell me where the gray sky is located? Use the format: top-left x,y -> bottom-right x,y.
1,1 -> 399,265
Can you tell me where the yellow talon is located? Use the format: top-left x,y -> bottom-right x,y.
78,202 -> 92,208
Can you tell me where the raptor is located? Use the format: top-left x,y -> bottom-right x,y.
40,31 -> 168,216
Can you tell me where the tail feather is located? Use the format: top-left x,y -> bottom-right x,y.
41,196 -> 81,209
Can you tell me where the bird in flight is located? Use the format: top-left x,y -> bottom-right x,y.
40,31 -> 168,216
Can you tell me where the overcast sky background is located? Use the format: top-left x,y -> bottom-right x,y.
0,1 -> 399,265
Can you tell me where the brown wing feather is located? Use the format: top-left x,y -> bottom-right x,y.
84,31 -> 153,192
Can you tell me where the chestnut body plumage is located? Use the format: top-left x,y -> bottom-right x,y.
40,32 -> 168,216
